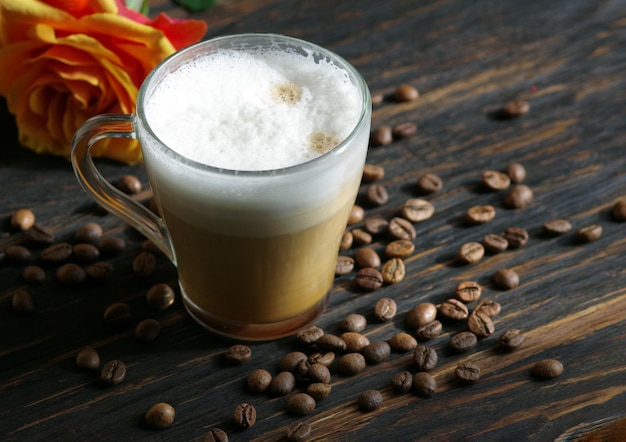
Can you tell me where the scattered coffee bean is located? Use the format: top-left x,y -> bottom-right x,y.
455,362 -> 481,384
366,184 -> 389,206
340,332 -> 370,353
204,428 -> 229,442
417,173 -> 443,194
506,162 -> 527,183
406,303 -> 438,329
394,84 -> 419,102
247,369 -> 272,393
97,236 -> 126,255
224,344 -> 251,364
316,334 -> 347,353
438,298 -> 469,322
493,268 -> 519,289
416,320 -> 443,341
340,230 -> 353,250
457,242 -> 485,264
233,403 -> 256,428
103,302 -> 132,329
388,217 -> 416,240
413,345 -> 438,372
391,371 -> 413,393
355,267 -> 384,291
308,363 -> 331,384
466,205 -> 496,224
392,122 -> 417,139
482,233 -> 509,253
286,421 -> 312,442
271,371 -> 296,396
371,125 -> 393,146
474,299 -> 502,317
503,226 -> 529,247
481,170 -> 511,191
307,351 -> 335,367
40,242 -> 73,263
146,283 -> 175,310
503,184 -> 533,209
355,247 -> 381,268
73,243 -> 100,262
115,175 -> 142,194
543,219 -> 572,235
76,346 -> 100,370
56,263 -> 86,286
11,288 -> 34,314
11,208 -> 35,231
364,216 -> 389,235
577,224 -> 602,242
335,256 -> 354,276
145,402 -> 175,429
348,205 -> 365,225
26,224 -> 55,244
135,319 -> 161,342
338,353 -> 366,375
287,393 -> 316,416
296,359 -> 311,381
100,359 -> 126,385
362,164 -> 385,182
499,329 -> 525,351
133,251 -> 156,276
502,100 -> 530,118
86,261 -> 114,281
389,332 -> 418,352
358,389 -> 383,412
5,245 -> 32,264
455,281 -> 482,303
341,314 -> 367,332
22,265 -> 45,285
611,198 -> 626,221
307,382 -> 332,401
385,239 -> 415,258
297,325 -> 325,344
381,258 -> 405,285
450,331 -> 478,353
467,311 -> 495,338
402,198 -> 434,222
363,341 -> 391,365
351,228 -> 372,245
413,372 -> 437,398
279,352 -> 308,372
374,297 -> 397,321
76,222 -> 103,243
531,359 -> 564,379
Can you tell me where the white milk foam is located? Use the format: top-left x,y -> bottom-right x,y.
145,49 -> 362,171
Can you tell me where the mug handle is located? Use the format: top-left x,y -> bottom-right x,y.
70,114 -> 174,261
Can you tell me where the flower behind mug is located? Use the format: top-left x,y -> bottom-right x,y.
0,0 -> 207,163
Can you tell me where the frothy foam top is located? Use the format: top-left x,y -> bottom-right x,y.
145,49 -> 363,171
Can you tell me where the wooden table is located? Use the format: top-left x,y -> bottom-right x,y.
1,0 -> 625,440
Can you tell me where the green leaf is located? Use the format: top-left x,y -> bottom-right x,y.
174,0 -> 219,12
125,0 -> 150,15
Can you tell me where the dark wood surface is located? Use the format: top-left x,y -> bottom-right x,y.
1,0 -> 625,440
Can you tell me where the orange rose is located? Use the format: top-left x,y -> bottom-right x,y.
0,0 -> 207,163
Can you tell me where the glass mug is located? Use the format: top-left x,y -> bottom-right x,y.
71,34 -> 371,340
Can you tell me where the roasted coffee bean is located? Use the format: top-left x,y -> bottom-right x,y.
294,360 -> 311,380
101,359 -> 126,385
348,205 -> 365,225
338,353 -> 366,375
482,170 -> 511,191
40,243 -> 73,262
135,319 -> 161,342
531,359 -> 564,379
391,371 -> 413,393
146,283 -> 175,310
358,389 -> 383,412
406,303 -> 437,329
5,245 -> 32,264
475,299 -> 502,317
438,298 -> 469,321
26,224 -> 55,244
416,320 -> 442,341
76,222 -> 103,242
362,164 -> 385,182
482,233 -> 509,253
297,325 -> 325,344
543,219 -> 572,235
612,198 -> 626,221
355,247 -> 381,268
413,345 -> 438,372
11,289 -> 34,314
385,239 -> 415,258
450,331 -> 478,353
247,369 -> 272,393
224,344 -> 251,364
468,311 -> 495,338
366,184 -> 389,206
86,261 -> 113,281
145,402 -> 175,429
307,382 -> 332,401
351,228 -> 372,245
97,236 -> 126,255
389,332 -> 418,352
271,371 -> 296,396
458,242 -> 485,264
73,243 -> 100,262
413,372 -> 437,398
388,217 -> 416,240
115,175 -> 142,194
493,268 -> 519,289
56,263 -> 86,286
22,265 -> 45,285
363,341 -> 391,365
204,428 -> 229,442
341,314 -> 367,332
503,226 -> 529,248
279,352 -> 308,372
371,125 -> 393,146
335,255 -> 354,276
76,346 -> 100,370
316,334 -> 347,352
286,421 -> 312,442
133,251 -> 156,276
308,363 -> 331,384
232,403 -> 256,428
103,302 -> 132,329
364,216 -> 389,235
394,84 -> 419,102
374,297 -> 397,321
11,208 -> 35,231
455,362 -> 481,384
340,230 -> 353,250
340,332 -> 370,353
287,393 -> 316,416
455,281 -> 482,303
392,121 -> 418,140
499,329 -> 525,351
402,198 -> 434,222
307,351 -> 335,367
466,205 -> 496,224
381,258 -> 405,284
577,224 -> 602,242
503,184 -> 533,209
502,100 -> 530,118
355,267 -> 383,291
417,173 -> 443,194
506,162 -> 527,183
